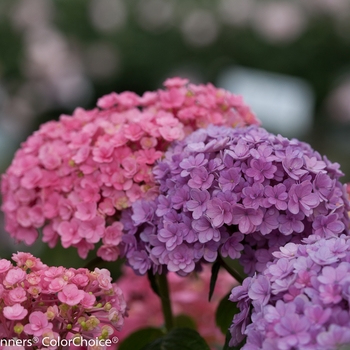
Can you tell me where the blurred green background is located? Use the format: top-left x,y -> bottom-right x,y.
0,0 -> 350,268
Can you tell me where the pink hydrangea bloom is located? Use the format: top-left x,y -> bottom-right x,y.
0,252 -> 127,347
1,78 -> 258,259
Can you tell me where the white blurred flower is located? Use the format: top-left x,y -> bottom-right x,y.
136,0 -> 175,31
218,0 -> 255,27
300,0 -> 350,19
11,0 -> 54,30
327,77 -> 350,122
89,0 -> 127,33
181,9 -> 220,47
252,2 -> 307,43
22,27 -> 91,107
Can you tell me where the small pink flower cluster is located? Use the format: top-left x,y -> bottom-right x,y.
0,252 -> 127,349
1,77 -> 258,260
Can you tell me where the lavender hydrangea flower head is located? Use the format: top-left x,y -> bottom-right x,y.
122,125 -> 350,276
229,235 -> 350,349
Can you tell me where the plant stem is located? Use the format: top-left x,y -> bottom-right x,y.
219,256 -> 245,284
157,272 -> 174,332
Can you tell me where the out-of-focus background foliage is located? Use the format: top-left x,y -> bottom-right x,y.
1,0 -> 350,266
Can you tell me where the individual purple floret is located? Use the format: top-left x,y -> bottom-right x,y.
229,235 -> 350,350
121,125 -> 349,276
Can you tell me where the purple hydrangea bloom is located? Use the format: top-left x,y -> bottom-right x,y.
158,223 -> 184,250
186,189 -> 210,219
167,244 -> 195,274
121,125 -> 349,275
192,217 -> 221,243
288,181 -> 320,216
179,153 -> 207,176
242,183 -> 265,210
248,275 -> 271,306
317,325 -> 350,349
131,200 -> 157,225
264,184 -> 288,211
245,158 -> 277,182
312,213 -> 345,237
206,198 -> 233,228
221,232 -> 244,260
229,235 -> 350,349
219,167 -> 242,192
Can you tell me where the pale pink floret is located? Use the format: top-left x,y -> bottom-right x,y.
102,223 -> 123,245
81,292 -> 96,308
12,251 -> 46,271
71,273 -> 90,287
46,305 -> 59,320
14,227 -> 38,245
20,166 -> 42,189
57,219 -> 81,248
3,304 -> 28,320
108,307 -> 124,330
4,268 -> 26,286
8,287 -> 27,303
75,202 -> 97,221
78,216 -> 105,243
97,245 -> 120,261
48,277 -> 67,293
0,259 -> 12,274
76,240 -> 95,259
16,206 -> 32,227
95,268 -> 113,290
24,311 -> 53,336
58,284 -> 85,306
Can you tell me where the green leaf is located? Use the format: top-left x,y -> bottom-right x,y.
215,293 -> 239,335
141,327 -> 211,350
209,259 -> 221,301
173,314 -> 197,330
222,256 -> 246,281
118,327 -> 164,350
147,270 -> 160,297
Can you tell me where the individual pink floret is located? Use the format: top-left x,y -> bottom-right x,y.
58,284 -> 85,306
23,311 -> 53,336
3,303 -> 28,320
1,78 -> 258,260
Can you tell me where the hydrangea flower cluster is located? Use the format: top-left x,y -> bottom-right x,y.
0,252 -> 127,349
229,235 -> 350,350
1,78 -> 258,260
121,125 -> 349,276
